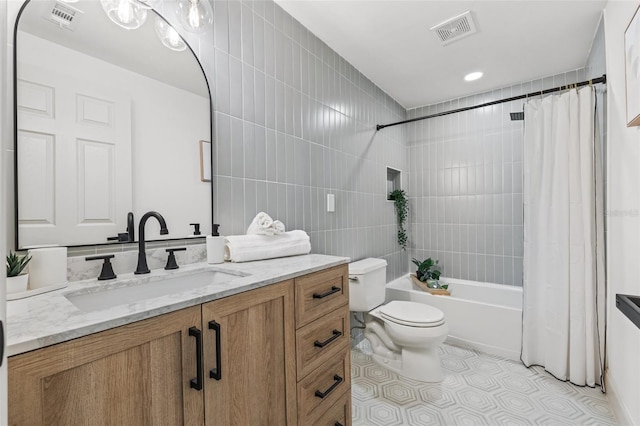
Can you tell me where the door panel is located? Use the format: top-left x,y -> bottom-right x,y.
17,64 -> 132,247
8,307 -> 204,425
202,281 -> 297,426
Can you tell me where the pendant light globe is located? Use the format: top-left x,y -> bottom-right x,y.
176,0 -> 212,33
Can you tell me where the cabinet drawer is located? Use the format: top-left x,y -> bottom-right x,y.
296,305 -> 349,379
297,350 -> 351,425
312,390 -> 351,426
295,264 -> 348,328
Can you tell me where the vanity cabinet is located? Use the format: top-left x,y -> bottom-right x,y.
8,264 -> 350,426
201,280 -> 297,425
8,306 -> 204,425
294,265 -> 352,426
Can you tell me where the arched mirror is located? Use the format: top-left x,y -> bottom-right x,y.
14,0 -> 212,249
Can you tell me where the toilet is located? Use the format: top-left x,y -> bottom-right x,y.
349,258 -> 448,382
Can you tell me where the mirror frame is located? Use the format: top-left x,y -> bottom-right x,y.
13,0 -> 214,249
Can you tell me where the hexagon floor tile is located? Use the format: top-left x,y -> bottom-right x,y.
351,342 -> 618,426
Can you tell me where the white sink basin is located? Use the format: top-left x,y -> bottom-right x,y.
65,270 -> 246,312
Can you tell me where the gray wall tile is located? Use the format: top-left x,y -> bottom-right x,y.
1,0 -> 402,277
407,68 -> 587,286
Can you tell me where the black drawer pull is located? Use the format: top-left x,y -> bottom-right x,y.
313,286 -> 341,299
314,374 -> 343,399
335,423 -> 344,426
314,329 -> 342,348
208,320 -> 222,381
188,327 -> 203,391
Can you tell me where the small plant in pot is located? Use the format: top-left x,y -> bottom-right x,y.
6,251 -> 31,294
411,257 -> 447,290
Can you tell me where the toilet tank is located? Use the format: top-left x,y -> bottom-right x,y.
348,258 -> 387,312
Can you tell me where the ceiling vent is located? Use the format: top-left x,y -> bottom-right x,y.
430,11 -> 477,46
46,1 -> 83,31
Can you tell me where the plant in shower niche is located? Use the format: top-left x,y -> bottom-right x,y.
389,189 -> 408,250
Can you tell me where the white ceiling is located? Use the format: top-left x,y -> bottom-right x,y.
275,0 -> 607,109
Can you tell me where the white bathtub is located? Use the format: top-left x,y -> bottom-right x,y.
385,275 -> 523,360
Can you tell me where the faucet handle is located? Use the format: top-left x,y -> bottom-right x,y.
107,233 -> 130,242
189,223 -> 201,236
85,255 -> 117,280
165,248 -> 187,270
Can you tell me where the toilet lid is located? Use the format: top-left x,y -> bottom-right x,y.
379,301 -> 445,327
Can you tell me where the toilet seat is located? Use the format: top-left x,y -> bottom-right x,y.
379,301 -> 445,328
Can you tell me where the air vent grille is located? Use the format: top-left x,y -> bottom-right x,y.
47,1 -> 83,30
430,11 -> 477,46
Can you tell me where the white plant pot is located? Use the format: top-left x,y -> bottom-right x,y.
7,274 -> 29,294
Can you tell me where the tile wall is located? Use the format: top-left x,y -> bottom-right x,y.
406,68 -> 588,286
205,0 -> 409,279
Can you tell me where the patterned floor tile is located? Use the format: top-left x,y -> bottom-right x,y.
351,342 -> 618,426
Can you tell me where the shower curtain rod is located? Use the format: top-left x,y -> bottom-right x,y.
375,74 -> 607,131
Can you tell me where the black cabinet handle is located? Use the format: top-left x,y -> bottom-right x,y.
313,286 -> 341,299
335,423 -> 344,426
314,329 -> 342,348
314,374 -> 343,399
208,320 -> 222,381
189,327 -> 203,391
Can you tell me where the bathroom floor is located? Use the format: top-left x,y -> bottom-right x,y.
351,341 -> 617,426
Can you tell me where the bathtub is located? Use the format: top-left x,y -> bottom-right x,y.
385,275 -> 523,360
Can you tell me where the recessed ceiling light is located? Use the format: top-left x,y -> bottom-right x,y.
464,71 -> 483,82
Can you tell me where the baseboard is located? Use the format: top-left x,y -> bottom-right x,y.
445,336 -> 521,361
606,372 -> 636,426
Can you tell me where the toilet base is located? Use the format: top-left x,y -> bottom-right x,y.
364,329 -> 444,383
401,346 -> 443,382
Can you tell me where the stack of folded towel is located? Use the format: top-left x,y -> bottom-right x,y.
224,213 -> 311,263
246,212 -> 285,235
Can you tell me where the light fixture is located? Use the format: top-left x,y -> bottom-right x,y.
100,0 -> 148,30
464,71 -> 483,82
175,0 -> 212,33
154,17 -> 187,51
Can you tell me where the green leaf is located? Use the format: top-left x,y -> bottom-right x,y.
6,251 -> 31,277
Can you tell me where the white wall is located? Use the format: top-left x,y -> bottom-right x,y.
17,32 -> 211,242
604,2 -> 640,425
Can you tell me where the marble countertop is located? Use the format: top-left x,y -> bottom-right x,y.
6,254 -> 350,357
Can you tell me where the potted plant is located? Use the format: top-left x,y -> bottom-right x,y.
389,189 -> 408,250
411,257 -> 447,290
6,251 -> 31,294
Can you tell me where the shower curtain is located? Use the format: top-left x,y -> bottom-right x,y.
521,86 -> 605,387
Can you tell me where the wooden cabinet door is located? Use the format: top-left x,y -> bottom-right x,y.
8,306 -> 204,426
202,281 -> 297,426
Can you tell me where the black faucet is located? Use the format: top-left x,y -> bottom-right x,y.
135,211 -> 169,274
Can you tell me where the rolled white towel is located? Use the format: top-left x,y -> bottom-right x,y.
247,212 -> 275,235
272,220 -> 285,235
225,230 -> 311,263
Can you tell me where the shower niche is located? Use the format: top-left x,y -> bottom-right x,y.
386,167 -> 402,200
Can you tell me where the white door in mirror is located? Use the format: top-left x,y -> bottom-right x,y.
17,60 -> 133,247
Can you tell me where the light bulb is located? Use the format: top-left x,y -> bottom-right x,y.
100,0 -> 147,30
167,27 -> 182,47
188,0 -> 201,29
116,0 -> 134,24
154,17 -> 187,52
176,0 -> 212,33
